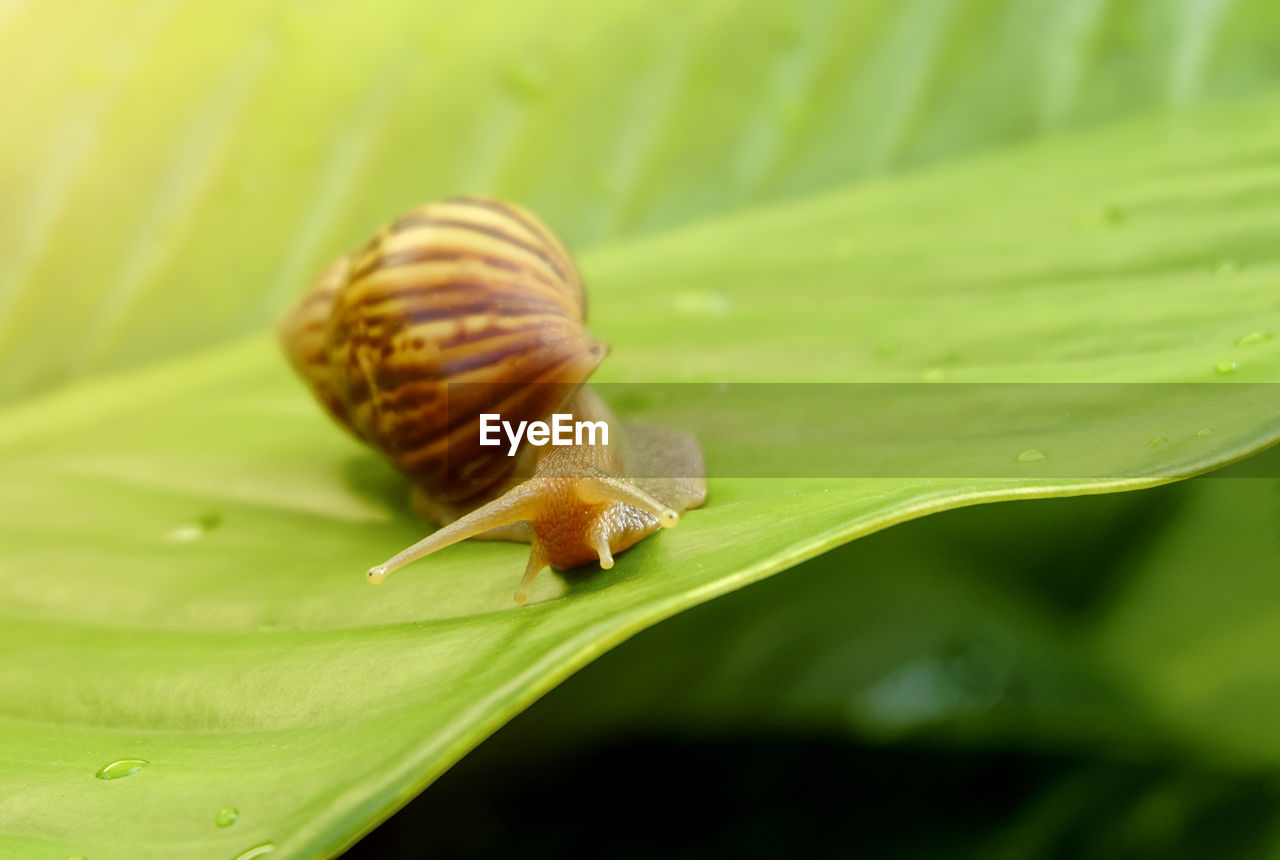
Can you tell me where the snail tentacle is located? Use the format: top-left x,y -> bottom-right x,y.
587,518 -> 614,570
513,541 -> 550,605
367,480 -> 546,585
576,469 -> 680,529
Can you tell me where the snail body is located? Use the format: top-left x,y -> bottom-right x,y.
279,196 -> 705,602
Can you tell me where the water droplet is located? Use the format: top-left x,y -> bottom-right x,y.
1196,428 -> 1213,437
165,524 -> 203,542
256,623 -> 278,634
1017,448 -> 1048,463
922,369 -> 945,383
95,759 -> 148,780
232,843 -> 276,860
1148,437 -> 1168,448
673,292 -> 732,316
1214,259 -> 1239,276
216,807 -> 239,828
165,511 -> 223,543
1235,331 -> 1272,347
1215,360 -> 1238,374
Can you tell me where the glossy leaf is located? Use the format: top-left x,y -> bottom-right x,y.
5,0 -> 1280,399
401,463 -> 1280,856
4,1 -> 1280,858
3,90 -> 1280,857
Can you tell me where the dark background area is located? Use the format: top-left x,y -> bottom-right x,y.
347,460 -> 1280,858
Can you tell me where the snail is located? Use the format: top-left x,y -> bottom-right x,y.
278,196 -> 706,603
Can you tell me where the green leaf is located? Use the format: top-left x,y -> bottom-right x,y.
425,459 -> 1280,817
3,84 -> 1280,858
394,473 -> 1280,856
6,1 -> 1280,857
418,468 -> 1280,857
478,490 -> 1174,753
6,0 -> 1280,400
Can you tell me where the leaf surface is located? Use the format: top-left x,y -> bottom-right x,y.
2,90 -> 1280,857
4,1 -> 1280,857
4,0 -> 1280,399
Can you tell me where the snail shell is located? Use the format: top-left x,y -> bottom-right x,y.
281,195 -> 706,603
279,196 -> 607,510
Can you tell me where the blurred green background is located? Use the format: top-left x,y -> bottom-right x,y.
356,468 -> 1280,859
4,1 -> 1280,858
6,0 -> 1280,399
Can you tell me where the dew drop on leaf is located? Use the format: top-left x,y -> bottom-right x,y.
1016,448 -> 1048,463
165,524 -> 203,542
231,843 -> 276,860
1235,331 -> 1272,347
216,807 -> 239,828
673,292 -> 732,316
165,512 -> 222,543
95,759 -> 148,780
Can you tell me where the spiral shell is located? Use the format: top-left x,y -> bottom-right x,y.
279,196 -> 607,509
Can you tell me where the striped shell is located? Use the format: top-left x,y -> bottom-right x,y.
278,196 -> 607,510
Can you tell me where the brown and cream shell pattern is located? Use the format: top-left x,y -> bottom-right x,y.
278,196 -> 608,509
